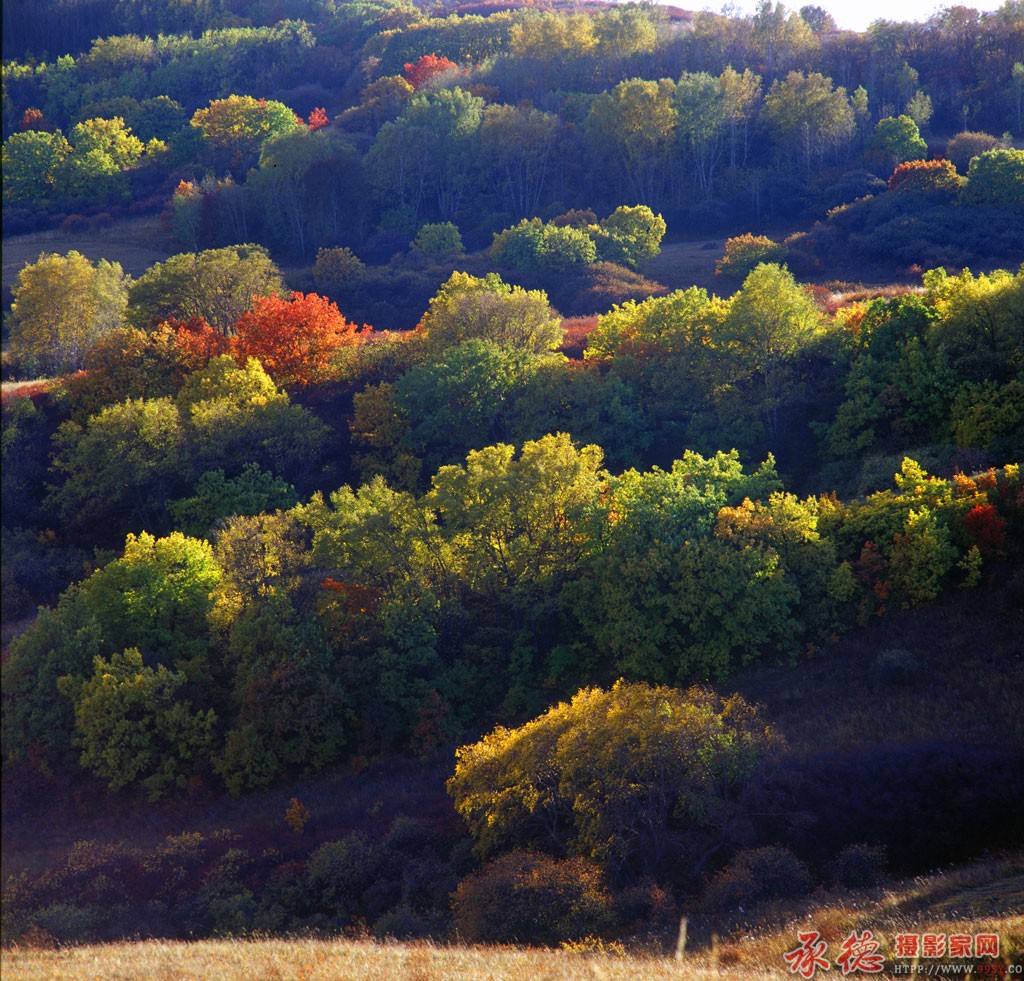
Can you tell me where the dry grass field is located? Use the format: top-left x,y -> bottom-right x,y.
1,215 -> 174,301
2,856 -> 1021,980
643,238 -> 725,293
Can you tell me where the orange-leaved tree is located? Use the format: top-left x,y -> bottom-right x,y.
170,316 -> 233,373
232,291 -> 366,387
403,54 -> 458,90
307,107 -> 330,131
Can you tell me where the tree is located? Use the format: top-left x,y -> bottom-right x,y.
61,115 -> 145,200
128,245 -> 284,334
946,131 -> 1001,174
751,0 -> 818,77
2,599 -> 106,767
403,53 -> 459,90
763,71 -> 854,172
419,272 -> 563,356
2,531 -> 220,768
61,648 -> 216,800
565,451 -> 788,684
368,87 -> 483,221
177,355 -> 329,481
961,148 -> 1024,206
7,251 -> 129,376
169,464 -> 298,538
215,599 -> 349,795
249,129 -> 368,258
799,5 -> 837,34
231,291 -> 366,388
905,90 -> 933,130
868,115 -> 927,166
721,263 -> 823,445
191,94 -> 302,171
720,66 -> 763,169
448,680 -> 783,884
47,397 -> 189,537
489,218 -> 597,272
479,103 -> 559,219
587,286 -> 726,362
888,159 -> 963,197
412,222 -> 463,256
675,72 -> 727,202
313,247 -> 366,293
69,531 -> 222,670
387,340 -> 540,477
585,78 -> 678,207
427,433 -> 606,601
1,129 -> 71,202
46,350 -> 327,538
1013,62 -> 1024,132
716,234 -> 787,280
593,205 -> 667,270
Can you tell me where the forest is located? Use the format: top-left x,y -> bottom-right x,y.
2,0 -> 1023,971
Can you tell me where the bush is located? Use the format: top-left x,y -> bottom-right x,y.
451,851 -> 616,945
305,834 -> 382,921
946,131 -> 1001,175
312,247 -> 366,292
412,222 -> 464,257
888,159 -> 963,199
715,234 -> 788,279
961,148 -> 1024,206
703,845 -> 812,911
829,843 -> 888,889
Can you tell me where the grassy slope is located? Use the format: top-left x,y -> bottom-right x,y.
1,216 -> 173,302
2,857 -> 1021,978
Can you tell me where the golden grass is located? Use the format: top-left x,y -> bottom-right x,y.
3,857 -> 1021,980
2,215 -> 173,296
0,938 -> 759,981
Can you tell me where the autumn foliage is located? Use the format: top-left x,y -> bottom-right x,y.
887,159 -> 962,196
403,53 -> 458,89
962,504 -> 1007,558
306,106 -> 329,131
231,291 -> 367,386
170,316 -> 232,372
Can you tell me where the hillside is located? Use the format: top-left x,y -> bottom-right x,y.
2,856 -> 1021,978
2,0 -> 1023,965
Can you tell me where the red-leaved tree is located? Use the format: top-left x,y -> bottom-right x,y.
307,107 -> 329,131
403,54 -> 458,90
231,292 -> 366,387
962,503 -> 1007,558
888,159 -> 963,197
171,317 -> 233,373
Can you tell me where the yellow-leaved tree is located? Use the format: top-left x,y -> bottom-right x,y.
448,680 -> 783,886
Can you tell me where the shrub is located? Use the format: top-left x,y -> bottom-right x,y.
412,222 -> 464,256
715,234 -> 788,279
451,851 -> 616,945
449,682 -> 783,885
537,223 -> 597,270
868,115 -> 927,165
829,843 -> 887,889
887,159 -> 962,198
961,148 -> 1024,206
946,131 -> 1001,174
702,846 -> 812,911
312,247 -> 366,292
